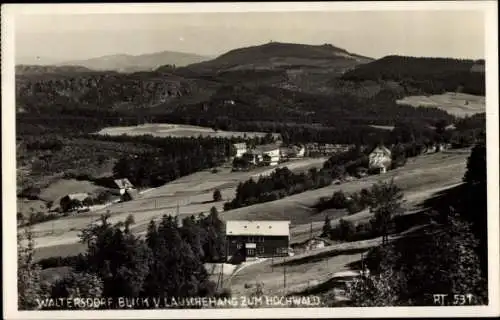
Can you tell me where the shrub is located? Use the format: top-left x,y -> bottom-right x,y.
213,189 -> 222,202
19,187 -> 41,200
338,219 -> 355,241
330,191 -> 348,209
346,200 -> 366,215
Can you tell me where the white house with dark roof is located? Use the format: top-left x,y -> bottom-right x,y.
253,143 -> 281,166
368,145 -> 392,174
225,220 -> 290,261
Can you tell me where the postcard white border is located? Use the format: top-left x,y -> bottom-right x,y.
2,1 -> 499,319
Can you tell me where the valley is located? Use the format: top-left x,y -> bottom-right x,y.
14,40 -> 487,309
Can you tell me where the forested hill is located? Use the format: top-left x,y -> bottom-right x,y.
341,56 -> 485,95
16,43 -> 484,140
183,42 -> 373,71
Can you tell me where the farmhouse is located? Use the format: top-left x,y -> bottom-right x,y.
233,142 -> 247,158
60,193 -> 90,212
242,150 -> 262,165
114,178 -> 134,194
113,178 -> 138,202
225,220 -> 290,262
368,145 -> 392,174
254,143 -> 281,165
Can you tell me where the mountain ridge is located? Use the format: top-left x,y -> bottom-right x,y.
56,50 -> 213,73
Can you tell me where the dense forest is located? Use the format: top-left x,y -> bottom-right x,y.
342,56 -> 485,95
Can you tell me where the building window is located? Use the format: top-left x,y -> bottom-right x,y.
258,247 -> 264,254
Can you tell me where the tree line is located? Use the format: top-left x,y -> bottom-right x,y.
18,207 -> 227,310
341,55 -> 485,95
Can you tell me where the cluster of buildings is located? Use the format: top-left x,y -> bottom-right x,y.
232,142 -> 306,167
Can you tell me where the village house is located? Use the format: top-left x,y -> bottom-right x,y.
255,143 -> 281,166
242,143 -> 281,166
232,142 -> 247,158
242,149 -> 262,165
113,178 -> 138,202
225,220 -> 290,262
368,145 -> 392,174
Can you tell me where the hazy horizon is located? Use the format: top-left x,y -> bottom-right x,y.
15,11 -> 485,65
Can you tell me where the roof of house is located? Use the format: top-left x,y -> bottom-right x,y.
225,220 -> 291,236
370,145 -> 392,156
63,193 -> 90,201
114,178 -> 134,189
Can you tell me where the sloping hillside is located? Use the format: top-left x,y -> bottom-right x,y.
341,55 -> 485,96
59,50 -> 211,73
185,42 -> 372,71
179,42 -> 373,94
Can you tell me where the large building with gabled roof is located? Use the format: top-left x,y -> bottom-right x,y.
225,220 -> 290,261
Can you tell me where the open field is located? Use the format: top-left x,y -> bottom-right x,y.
30,157 -> 327,260
396,92 -> 485,118
30,150 -> 468,261
18,178 -> 113,217
96,123 -> 282,139
219,150 -> 468,229
369,125 -> 394,131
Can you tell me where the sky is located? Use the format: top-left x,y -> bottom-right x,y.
14,10 -> 485,64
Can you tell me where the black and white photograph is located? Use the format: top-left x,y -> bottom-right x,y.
2,2 -> 499,318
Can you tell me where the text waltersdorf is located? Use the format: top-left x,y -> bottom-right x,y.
35,295 -> 323,309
